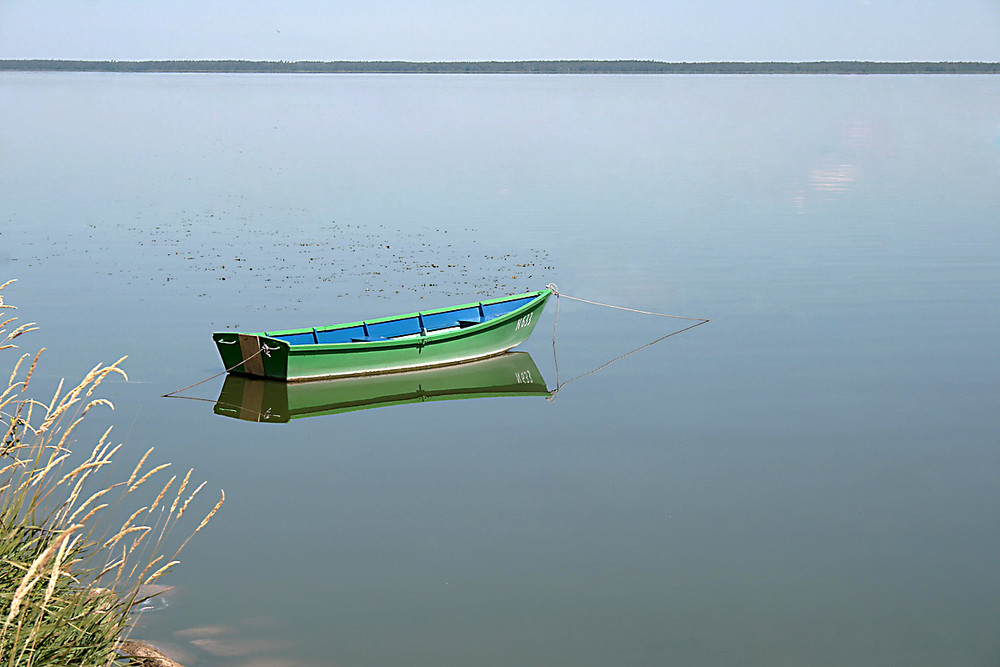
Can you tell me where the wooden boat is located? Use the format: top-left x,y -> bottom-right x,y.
212,288 -> 552,382
214,351 -> 549,422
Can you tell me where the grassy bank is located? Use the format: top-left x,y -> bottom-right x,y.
0,279 -> 222,665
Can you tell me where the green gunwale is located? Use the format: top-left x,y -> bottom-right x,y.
213,288 -> 552,381
261,289 -> 549,341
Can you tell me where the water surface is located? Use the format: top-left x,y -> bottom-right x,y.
2,73 -> 1000,666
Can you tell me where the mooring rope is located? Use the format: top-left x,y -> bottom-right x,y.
545,283 -> 708,322
161,341 -> 277,398
544,283 -> 709,398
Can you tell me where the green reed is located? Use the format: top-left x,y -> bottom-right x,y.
0,280 -> 222,666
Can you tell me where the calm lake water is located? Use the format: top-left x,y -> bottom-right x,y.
2,72 -> 1000,666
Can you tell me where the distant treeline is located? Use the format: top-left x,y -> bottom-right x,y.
3,60 -> 1000,74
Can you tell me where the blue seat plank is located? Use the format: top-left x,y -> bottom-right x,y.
423,306 -> 482,331
315,325 -> 366,344
367,316 -> 422,339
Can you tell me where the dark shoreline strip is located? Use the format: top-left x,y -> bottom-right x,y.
2,60 -> 1000,74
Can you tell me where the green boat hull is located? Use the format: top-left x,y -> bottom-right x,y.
214,351 -> 550,422
213,289 -> 552,381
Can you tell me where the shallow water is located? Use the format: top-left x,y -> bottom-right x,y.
2,72 -> 1000,666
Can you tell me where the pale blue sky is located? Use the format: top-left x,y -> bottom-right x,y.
1,0 -> 998,62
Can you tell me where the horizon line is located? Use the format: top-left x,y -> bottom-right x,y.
4,58 -> 1000,63
4,59 -> 999,75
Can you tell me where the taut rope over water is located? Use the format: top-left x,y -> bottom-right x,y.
544,283 -> 709,398
545,283 -> 709,322
161,341 -> 277,399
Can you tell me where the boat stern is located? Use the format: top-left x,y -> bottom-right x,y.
212,332 -> 290,380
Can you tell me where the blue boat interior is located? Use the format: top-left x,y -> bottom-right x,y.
265,294 -> 537,346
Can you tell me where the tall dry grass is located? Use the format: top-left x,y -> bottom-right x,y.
0,279 -> 223,666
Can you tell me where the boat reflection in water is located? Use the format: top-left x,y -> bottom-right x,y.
214,351 -> 550,423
